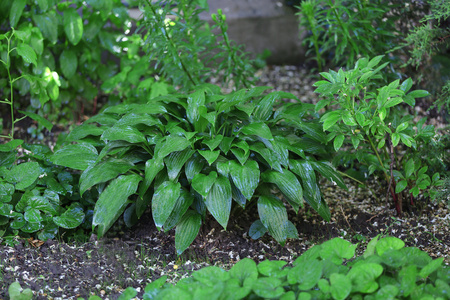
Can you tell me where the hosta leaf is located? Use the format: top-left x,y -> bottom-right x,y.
53,203 -> 85,229
253,92 -> 279,121
250,143 -> 282,172
205,175 -> 232,229
187,89 -> 205,124
198,149 -> 220,165
230,148 -> 249,165
152,181 -> 181,229
240,122 -> 274,141
192,172 -> 217,198
175,210 -> 201,255
60,49 -> 78,79
203,135 -> 223,151
6,162 -> 41,190
290,160 -> 327,218
116,113 -> 161,127
258,195 -> 288,245
80,158 -> 134,195
261,169 -> 303,209
155,136 -> 191,159
64,8 -> 83,45
185,154 -> 205,182
66,124 -> 104,142
163,189 -> 194,231
51,143 -> 98,171
229,160 -> 260,200
92,174 -> 142,237
249,220 -> 268,240
310,161 -> 347,190
101,125 -> 146,144
164,149 -> 195,181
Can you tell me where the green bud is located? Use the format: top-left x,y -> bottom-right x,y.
212,13 -> 217,21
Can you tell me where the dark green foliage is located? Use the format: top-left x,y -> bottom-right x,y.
50,85 -> 346,254
70,236 -> 450,300
0,140 -> 95,245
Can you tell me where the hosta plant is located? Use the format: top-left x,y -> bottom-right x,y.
51,85 -> 346,254
314,56 -> 444,215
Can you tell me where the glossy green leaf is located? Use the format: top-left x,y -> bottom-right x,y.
253,92 -> 279,121
321,111 -> 341,131
64,8 -> 83,45
249,219 -> 267,240
333,134 -> 345,151
66,124 -> 104,141
51,143 -> 98,171
408,90 -> 430,98
203,135 -> 223,151
165,149 -> 195,181
198,149 -> 220,165
101,125 -> 146,144
250,143 -> 282,172
205,175 -> 232,229
229,160 -> 260,200
138,157 -> 164,198
187,89 -> 205,124
310,161 -> 347,190
117,113 -> 161,127
175,210 -> 202,255
6,162 -> 40,191
36,0 -> 48,11
152,181 -> 181,229
230,148 -> 249,165
192,171 -> 217,198
92,174 -> 142,237
240,122 -> 274,141
53,204 -> 85,229
395,179 -> 408,193
405,158 -> 415,178
10,0 -> 26,28
32,12 -> 58,44
229,258 -> 258,286
80,158 -> 134,195
163,190 -> 194,231
0,183 -> 15,203
261,170 -> 303,208
24,208 -> 43,223
60,49 -> 78,78
0,139 -> 23,152
258,195 -> 288,245
16,44 -> 37,66
347,263 -> 383,293
155,136 -> 191,159
185,154 -> 205,183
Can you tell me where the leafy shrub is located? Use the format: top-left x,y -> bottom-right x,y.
314,56 -> 444,214
0,139 -> 95,246
64,236 -> 449,299
296,0 -> 399,71
0,0 -> 160,129
50,84 -> 346,254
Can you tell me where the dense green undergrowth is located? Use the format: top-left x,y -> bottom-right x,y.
7,236 -> 450,299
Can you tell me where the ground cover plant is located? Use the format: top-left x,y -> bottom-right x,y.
7,235 -> 449,299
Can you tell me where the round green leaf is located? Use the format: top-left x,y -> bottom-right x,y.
6,162 -> 41,190
53,204 -> 85,229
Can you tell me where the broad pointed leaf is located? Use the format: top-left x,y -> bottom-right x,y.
205,175 -> 232,229
101,125 -> 146,144
53,203 -> 85,229
229,160 -> 260,200
240,122 -> 274,141
10,0 -> 26,28
6,162 -> 41,190
80,158 -> 134,195
51,143 -> 98,170
310,161 -> 347,190
261,169 -> 303,208
152,181 -> 181,229
185,154 -> 205,182
253,92 -> 279,121
198,149 -> 220,165
192,172 -> 217,198
258,195 -> 288,246
16,44 -> 37,66
60,49 -> 78,78
163,189 -> 194,231
66,124 -> 104,142
92,174 -> 142,237
155,136 -> 190,159
249,220 -> 267,240
175,210 -> 201,255
164,149 -> 195,181
32,12 -> 58,44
